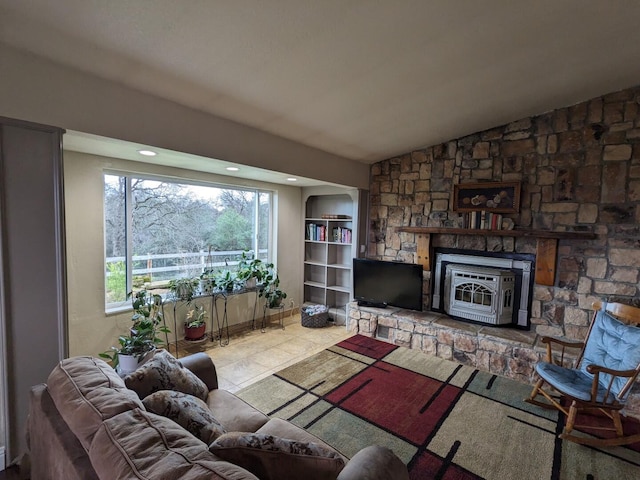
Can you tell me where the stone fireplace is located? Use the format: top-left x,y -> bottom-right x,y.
359,83 -> 640,418
368,85 -> 640,344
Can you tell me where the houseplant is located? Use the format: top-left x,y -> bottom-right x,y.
215,270 -> 238,292
236,250 -> 270,289
184,305 -> 207,341
259,269 -> 287,308
100,289 -> 169,373
168,277 -> 200,303
100,332 -> 158,374
199,271 -> 217,294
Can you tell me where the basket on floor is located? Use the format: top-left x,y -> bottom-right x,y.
301,305 -> 330,328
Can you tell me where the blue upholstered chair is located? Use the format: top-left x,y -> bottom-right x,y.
526,301 -> 640,446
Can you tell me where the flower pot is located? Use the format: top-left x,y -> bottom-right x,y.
185,324 -> 206,341
244,277 -> 257,289
118,354 -> 141,375
200,278 -> 215,294
117,348 -> 155,376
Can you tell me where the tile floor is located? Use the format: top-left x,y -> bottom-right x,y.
175,313 -> 353,393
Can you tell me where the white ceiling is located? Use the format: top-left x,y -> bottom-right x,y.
2,0 -> 640,166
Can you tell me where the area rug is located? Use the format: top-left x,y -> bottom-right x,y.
237,334 -> 640,480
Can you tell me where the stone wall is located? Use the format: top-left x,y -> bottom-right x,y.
369,85 -> 640,341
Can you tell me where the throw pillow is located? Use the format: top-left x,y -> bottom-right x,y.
124,349 -> 208,401
143,390 -> 226,444
209,432 -> 345,480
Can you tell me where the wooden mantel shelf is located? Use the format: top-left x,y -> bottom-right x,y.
396,227 -> 597,286
396,227 -> 596,240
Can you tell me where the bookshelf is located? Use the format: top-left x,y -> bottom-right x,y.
303,190 -> 360,325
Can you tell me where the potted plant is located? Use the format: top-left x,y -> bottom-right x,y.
236,250 -> 270,289
259,269 -> 287,308
215,270 -> 238,292
129,289 -> 167,336
100,332 -> 158,374
100,289 -> 169,373
168,277 -> 199,303
199,271 -> 217,294
184,305 -> 207,341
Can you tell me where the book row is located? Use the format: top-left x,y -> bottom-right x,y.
463,211 -> 505,230
306,224 -> 352,243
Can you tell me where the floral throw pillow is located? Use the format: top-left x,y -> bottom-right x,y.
142,390 -> 226,444
124,349 -> 208,401
209,432 -> 345,480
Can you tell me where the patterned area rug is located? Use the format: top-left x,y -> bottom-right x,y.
237,335 -> 640,479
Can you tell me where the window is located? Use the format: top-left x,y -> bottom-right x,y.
104,173 -> 272,311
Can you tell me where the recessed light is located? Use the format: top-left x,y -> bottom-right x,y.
226,167 -> 239,172
137,149 -> 157,157
286,177 -> 297,182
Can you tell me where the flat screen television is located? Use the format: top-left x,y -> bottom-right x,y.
353,258 -> 423,311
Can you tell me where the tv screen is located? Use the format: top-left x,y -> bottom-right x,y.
353,259 -> 423,311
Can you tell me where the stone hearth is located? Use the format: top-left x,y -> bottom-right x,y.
347,302 -> 640,418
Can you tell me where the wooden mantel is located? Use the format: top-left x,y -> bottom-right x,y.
396,227 -> 597,286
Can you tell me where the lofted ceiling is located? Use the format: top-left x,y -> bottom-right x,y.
2,1 -> 640,166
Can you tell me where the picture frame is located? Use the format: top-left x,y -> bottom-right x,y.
453,181 -> 521,213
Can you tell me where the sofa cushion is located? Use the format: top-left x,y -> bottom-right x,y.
207,389 -> 270,432
89,409 -> 259,480
125,349 -> 208,401
46,356 -> 144,451
256,417 -> 348,464
209,432 -> 345,480
143,390 -> 227,444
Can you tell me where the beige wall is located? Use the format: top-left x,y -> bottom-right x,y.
64,150 -> 303,357
0,44 -> 369,190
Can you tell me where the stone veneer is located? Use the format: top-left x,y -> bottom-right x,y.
347,302 -> 640,419
368,84 -> 640,342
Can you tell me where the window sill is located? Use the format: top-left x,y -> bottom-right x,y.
105,303 -> 132,316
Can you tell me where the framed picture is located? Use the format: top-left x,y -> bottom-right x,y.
453,181 -> 521,213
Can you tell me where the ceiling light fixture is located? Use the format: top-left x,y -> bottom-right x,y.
137,149 -> 157,157
226,167 -> 239,172
286,177 -> 297,182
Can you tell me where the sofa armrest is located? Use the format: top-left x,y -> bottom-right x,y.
28,384 -> 99,480
337,445 -> 409,480
179,352 -> 219,391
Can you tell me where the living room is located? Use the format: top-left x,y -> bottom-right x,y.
2,2 -> 640,477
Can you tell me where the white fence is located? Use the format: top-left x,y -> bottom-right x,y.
106,249 -> 268,280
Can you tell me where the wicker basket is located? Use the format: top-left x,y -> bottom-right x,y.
301,305 -> 330,328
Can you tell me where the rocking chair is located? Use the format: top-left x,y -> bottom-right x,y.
526,301 -> 640,447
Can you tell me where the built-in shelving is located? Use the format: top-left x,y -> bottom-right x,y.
303,190 -> 360,325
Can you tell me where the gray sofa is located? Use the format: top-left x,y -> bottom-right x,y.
27,351 -> 409,479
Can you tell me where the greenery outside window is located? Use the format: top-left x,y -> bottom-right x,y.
104,173 -> 272,311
